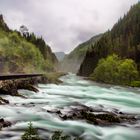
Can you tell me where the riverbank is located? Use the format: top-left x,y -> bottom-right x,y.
0,72 -> 66,99
0,72 -> 65,130
87,76 -> 140,88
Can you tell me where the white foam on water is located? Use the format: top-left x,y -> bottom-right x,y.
0,74 -> 140,140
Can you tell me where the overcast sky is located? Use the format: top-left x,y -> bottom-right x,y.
0,0 -> 138,53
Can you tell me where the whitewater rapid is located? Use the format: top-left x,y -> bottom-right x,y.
0,73 -> 140,140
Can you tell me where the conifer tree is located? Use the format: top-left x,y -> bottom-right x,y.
21,122 -> 41,140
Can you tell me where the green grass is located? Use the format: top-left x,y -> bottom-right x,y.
43,72 -> 66,84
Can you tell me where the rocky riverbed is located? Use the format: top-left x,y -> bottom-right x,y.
46,103 -> 138,126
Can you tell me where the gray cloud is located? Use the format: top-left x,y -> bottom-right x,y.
0,0 -> 138,53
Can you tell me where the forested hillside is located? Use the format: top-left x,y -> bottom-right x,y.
0,15 -> 58,73
58,34 -> 102,73
78,2 -> 140,77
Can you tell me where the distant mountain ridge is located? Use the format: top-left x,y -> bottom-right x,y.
58,34 -> 102,73
55,52 -> 65,61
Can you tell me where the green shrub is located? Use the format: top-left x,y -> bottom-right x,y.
22,123 -> 83,140
51,131 -> 82,140
51,131 -> 70,140
21,122 -> 41,140
130,81 -> 140,87
90,54 -> 139,85
118,59 -> 139,84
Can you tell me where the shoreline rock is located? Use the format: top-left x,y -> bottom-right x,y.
0,118 -> 11,130
0,72 -> 65,101
0,96 -> 9,104
47,103 -> 138,126
0,78 -> 39,97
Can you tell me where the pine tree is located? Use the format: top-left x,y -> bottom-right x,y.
21,122 -> 41,140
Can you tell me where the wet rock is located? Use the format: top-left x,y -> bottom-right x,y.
0,79 -> 39,97
119,111 -> 123,114
0,118 -> 4,122
3,121 -> 11,128
56,110 -> 62,114
0,73 -> 65,99
47,109 -> 62,115
0,96 -> 9,104
49,104 -> 138,126
62,115 -> 68,120
0,118 -> 11,129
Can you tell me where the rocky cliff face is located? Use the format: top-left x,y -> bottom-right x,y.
78,2 -> 140,76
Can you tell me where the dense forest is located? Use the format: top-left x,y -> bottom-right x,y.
78,2 -> 140,79
0,15 -> 58,73
59,34 -> 102,73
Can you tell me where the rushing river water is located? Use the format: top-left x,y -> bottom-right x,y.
0,73 -> 140,140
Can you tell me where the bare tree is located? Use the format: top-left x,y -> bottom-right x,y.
19,25 -> 29,36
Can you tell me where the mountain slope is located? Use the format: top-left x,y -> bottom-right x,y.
78,2 -> 140,76
0,14 -> 58,73
58,34 -> 102,73
55,52 -> 65,61
23,32 -> 58,66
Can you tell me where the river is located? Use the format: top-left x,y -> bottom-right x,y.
0,73 -> 140,140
